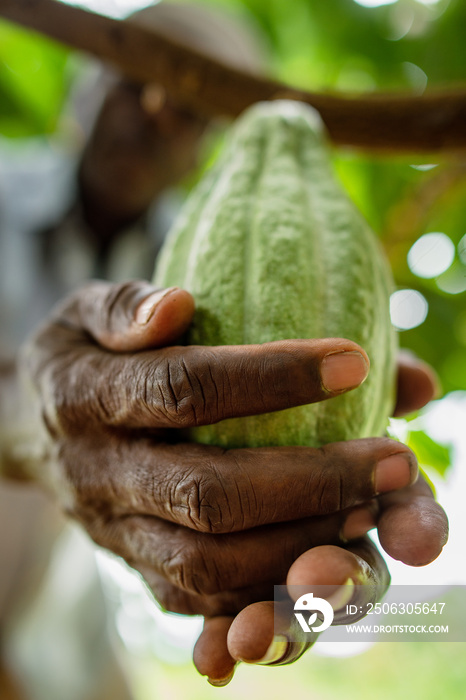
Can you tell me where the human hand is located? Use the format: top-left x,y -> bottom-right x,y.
194,354 -> 448,685
23,279 -> 416,594
21,281 -> 447,682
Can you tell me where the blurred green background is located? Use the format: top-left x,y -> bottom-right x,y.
128,643 -> 466,700
1,0 -> 465,697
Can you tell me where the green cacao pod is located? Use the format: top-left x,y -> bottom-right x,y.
153,100 -> 397,449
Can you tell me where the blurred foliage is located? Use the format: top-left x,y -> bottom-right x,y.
129,641 -> 466,700
0,21 -> 71,136
0,0 -> 464,462
407,429 -> 452,477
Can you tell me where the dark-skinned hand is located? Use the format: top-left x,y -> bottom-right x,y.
21,280 -> 448,686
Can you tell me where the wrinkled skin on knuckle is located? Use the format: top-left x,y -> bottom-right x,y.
130,356 -> 190,427
147,355 -> 199,427
169,458 -> 238,533
146,351 -> 216,427
150,348 -> 249,428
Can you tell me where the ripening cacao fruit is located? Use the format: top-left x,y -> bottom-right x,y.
154,100 -> 397,448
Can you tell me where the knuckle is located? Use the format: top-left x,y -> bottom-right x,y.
150,354 -> 215,427
172,469 -> 230,533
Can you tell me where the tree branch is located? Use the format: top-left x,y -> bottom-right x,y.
0,0 -> 465,152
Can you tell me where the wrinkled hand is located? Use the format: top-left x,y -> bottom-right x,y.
195,354 -> 448,685
21,281 -> 448,683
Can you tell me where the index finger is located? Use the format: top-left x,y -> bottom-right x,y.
29,322 -> 369,434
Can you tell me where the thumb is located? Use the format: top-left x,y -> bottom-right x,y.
58,280 -> 195,352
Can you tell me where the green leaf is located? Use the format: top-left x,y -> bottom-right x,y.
0,20 -> 71,137
406,429 -> 452,479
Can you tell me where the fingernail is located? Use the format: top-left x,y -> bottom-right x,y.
254,634 -> 289,665
326,577 -> 355,611
207,674 -> 234,687
375,453 -> 413,494
321,351 -> 369,393
135,288 -> 176,325
342,507 -> 377,542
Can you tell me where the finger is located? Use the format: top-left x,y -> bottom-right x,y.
50,280 -> 196,351
82,498 -> 393,599
30,327 -> 371,433
224,540 -> 389,668
65,437 -> 416,532
394,351 -> 440,417
89,523 -> 387,622
193,617 -> 237,687
227,601 -> 314,667
376,475 -> 449,566
128,554 -> 385,620
83,512 -> 341,597
287,539 -> 390,624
